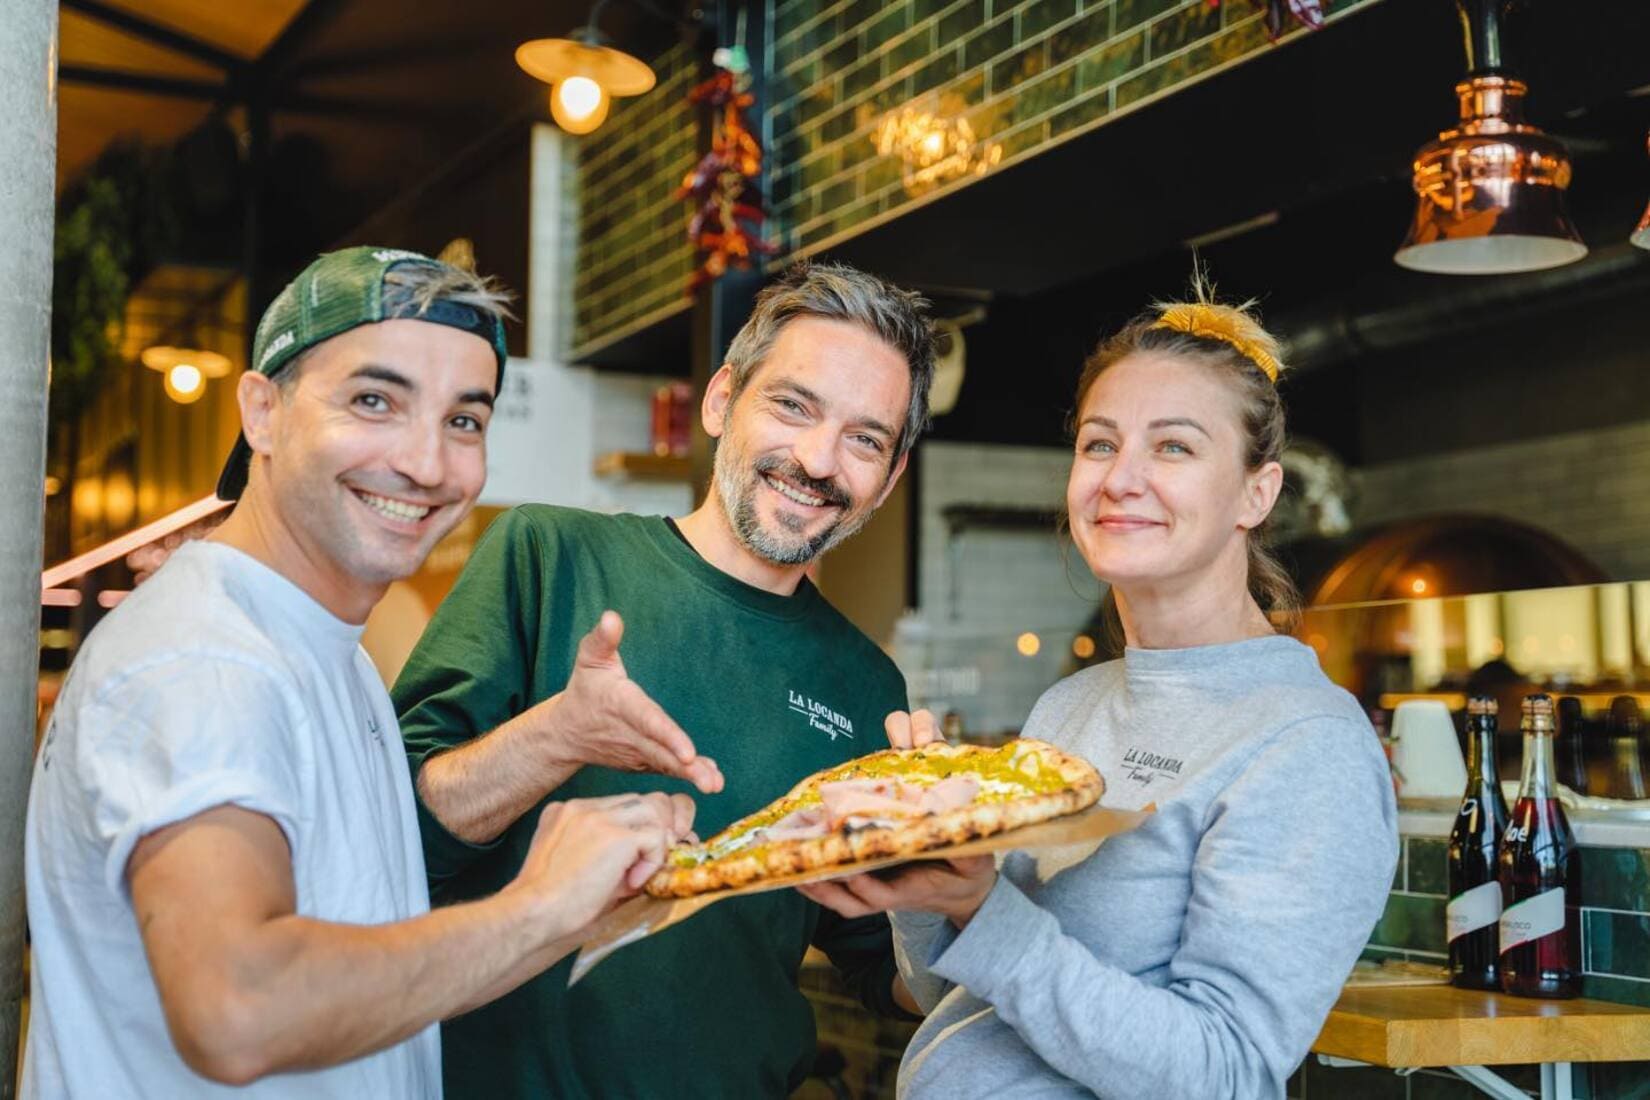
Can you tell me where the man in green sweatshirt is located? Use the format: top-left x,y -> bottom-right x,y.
392,261 -> 939,1097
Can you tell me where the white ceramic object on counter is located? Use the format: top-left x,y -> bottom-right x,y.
1390,699 -> 1469,799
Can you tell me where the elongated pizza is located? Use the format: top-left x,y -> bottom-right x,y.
645,739 -> 1103,898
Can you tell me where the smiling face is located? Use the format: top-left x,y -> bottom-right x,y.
706,316 -> 911,566
1067,351 -> 1280,593
241,317 -> 496,593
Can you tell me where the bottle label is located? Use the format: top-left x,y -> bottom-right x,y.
1447,881 -> 1502,941
1499,887 -> 1566,951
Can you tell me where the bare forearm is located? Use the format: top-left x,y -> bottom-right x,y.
417,699 -> 578,843
211,889 -> 574,1076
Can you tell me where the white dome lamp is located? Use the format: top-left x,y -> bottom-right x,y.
928,319 -> 967,417
142,345 -> 233,405
516,4 -> 658,137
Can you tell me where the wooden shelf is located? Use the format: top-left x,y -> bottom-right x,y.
593,451 -> 692,481
1313,984 -> 1650,1067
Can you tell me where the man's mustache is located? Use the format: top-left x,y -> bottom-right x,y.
752,457 -> 852,509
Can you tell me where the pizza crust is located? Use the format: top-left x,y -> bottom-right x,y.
645,739 -> 1102,898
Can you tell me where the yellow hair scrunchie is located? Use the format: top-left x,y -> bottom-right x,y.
1149,304 -> 1281,383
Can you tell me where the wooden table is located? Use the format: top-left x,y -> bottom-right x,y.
1312,985 -> 1650,1100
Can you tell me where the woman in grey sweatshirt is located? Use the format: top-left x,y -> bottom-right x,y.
800,290 -> 1399,1098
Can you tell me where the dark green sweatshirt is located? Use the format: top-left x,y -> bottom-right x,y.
393,505 -> 911,1099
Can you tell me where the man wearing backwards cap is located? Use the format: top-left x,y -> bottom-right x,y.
23,246 -> 694,1098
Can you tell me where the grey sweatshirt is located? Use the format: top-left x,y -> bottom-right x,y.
891,635 -> 1398,1099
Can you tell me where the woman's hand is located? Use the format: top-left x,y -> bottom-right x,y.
839,711 -> 986,925
886,709 -> 942,749
797,855 -> 997,928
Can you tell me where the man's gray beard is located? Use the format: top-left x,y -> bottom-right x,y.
712,444 -> 875,567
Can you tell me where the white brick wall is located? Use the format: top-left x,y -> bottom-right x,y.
898,441 -> 1099,738
1354,417 -> 1650,580
917,441 -> 1085,626
482,131 -> 692,518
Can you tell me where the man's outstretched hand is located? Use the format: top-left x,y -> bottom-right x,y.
528,611 -> 724,794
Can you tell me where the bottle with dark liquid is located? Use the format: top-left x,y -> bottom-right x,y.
1555,696 -> 1590,795
1448,695 -> 1510,990
1497,694 -> 1582,998
1607,696 -> 1647,800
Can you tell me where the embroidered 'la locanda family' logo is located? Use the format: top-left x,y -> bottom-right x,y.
788,690 -> 855,741
1121,746 -> 1183,787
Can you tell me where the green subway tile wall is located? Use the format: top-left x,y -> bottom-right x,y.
1583,847 -> 1650,913
1588,910 -> 1650,983
765,0 -> 1383,256
568,1 -> 1394,379
1407,837 -> 1448,896
571,43 -> 699,359
1370,892 -> 1449,955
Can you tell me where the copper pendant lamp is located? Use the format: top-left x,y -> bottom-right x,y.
1631,135 -> 1650,250
1394,0 -> 1586,275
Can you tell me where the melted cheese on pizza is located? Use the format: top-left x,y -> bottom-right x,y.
667,741 -> 1067,869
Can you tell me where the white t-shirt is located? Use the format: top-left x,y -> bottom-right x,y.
23,541 -> 440,1099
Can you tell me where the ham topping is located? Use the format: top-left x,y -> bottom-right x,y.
819,779 -> 925,826
760,805 -> 829,842
921,774 -> 984,814
754,775 -> 982,842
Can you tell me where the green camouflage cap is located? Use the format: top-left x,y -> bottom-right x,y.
216,245 -> 509,500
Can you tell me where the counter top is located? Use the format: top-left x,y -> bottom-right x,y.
1313,984 -> 1650,1067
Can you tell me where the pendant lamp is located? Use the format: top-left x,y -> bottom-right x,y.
517,16 -> 657,136
1630,135 -> 1650,250
1394,0 -> 1585,275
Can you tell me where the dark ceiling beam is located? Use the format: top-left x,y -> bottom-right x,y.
343,97 -> 542,245
60,0 -> 363,115
284,37 -> 517,80
61,0 -> 246,74
253,0 -> 353,83
58,64 -> 229,102
269,92 -> 489,124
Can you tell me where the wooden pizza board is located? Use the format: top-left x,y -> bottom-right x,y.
569,801 -> 1153,984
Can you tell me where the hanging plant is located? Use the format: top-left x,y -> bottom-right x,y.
50,140 -> 179,438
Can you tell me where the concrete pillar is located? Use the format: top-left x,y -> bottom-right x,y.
0,2 -> 58,1094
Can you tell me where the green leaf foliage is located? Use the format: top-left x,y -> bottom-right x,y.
50,140 -> 180,434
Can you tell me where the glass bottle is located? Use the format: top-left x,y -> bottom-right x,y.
1607,696 -> 1647,800
1497,693 -> 1582,998
1448,695 -> 1510,990
1554,695 -> 1590,795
